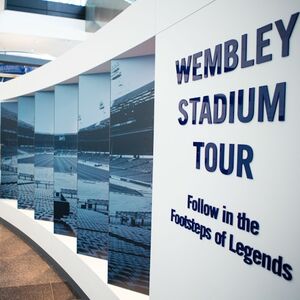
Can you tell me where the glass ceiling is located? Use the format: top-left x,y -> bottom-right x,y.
42,0 -> 87,5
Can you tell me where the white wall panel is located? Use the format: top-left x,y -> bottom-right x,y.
151,0 -> 300,299
155,0 -> 214,33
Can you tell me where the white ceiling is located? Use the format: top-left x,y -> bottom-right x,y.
0,9 -> 90,59
0,32 -> 81,58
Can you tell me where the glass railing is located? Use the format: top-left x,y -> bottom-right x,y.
86,0 -> 135,32
42,0 -> 87,5
0,64 -> 36,82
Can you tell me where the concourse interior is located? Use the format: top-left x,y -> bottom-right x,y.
0,1 -> 299,300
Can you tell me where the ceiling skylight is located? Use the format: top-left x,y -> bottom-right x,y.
42,0 -> 87,6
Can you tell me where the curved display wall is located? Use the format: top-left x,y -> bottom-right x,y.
0,1 -> 299,300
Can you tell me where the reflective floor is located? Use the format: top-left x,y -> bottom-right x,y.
0,223 -> 81,299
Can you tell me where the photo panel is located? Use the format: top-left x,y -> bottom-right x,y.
77,73 -> 110,258
54,84 -> 78,237
109,55 -> 155,294
34,92 -> 54,221
18,96 -> 35,209
0,101 -> 18,199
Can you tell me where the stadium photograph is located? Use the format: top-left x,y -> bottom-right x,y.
108,55 -> 155,295
0,101 -> 18,200
17,96 -> 35,209
34,92 -> 55,221
54,85 -> 78,237
77,73 -> 110,259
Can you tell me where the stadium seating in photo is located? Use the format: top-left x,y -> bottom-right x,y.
1,137 -> 17,153
1,163 -> 17,174
78,121 -> 109,153
18,120 -> 34,146
34,185 -> 54,221
1,105 -> 18,200
110,156 -> 153,184
54,149 -> 77,156
1,106 -> 17,122
108,250 -> 150,295
1,162 -> 18,199
18,120 -> 34,133
0,171 -> 17,184
35,134 -> 53,149
18,145 -> 34,154
77,148 -> 109,259
77,208 -> 108,231
111,82 -> 154,116
109,235 -> 150,258
111,131 -> 153,155
110,224 -> 151,247
1,108 -> 18,149
1,154 -> 17,164
0,182 -> 17,199
18,172 -> 34,180
34,151 -> 54,219
86,199 -> 108,212
78,152 -> 109,165
18,156 -> 34,164
77,228 -> 108,259
18,180 -> 34,209
1,122 -> 17,136
111,157 -> 151,168
61,214 -> 77,234
110,82 -> 154,156
18,136 -> 34,146
54,134 -> 77,150
115,172 -> 151,184
110,156 -> 152,171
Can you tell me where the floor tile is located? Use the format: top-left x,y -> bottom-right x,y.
46,267 -> 65,284
0,283 -> 53,300
0,254 -> 51,287
0,222 -> 81,299
0,233 -> 33,258
51,282 -> 80,300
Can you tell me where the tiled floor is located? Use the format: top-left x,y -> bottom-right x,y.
0,223 -> 81,300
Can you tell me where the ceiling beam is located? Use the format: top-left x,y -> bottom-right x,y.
0,53 -> 50,66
